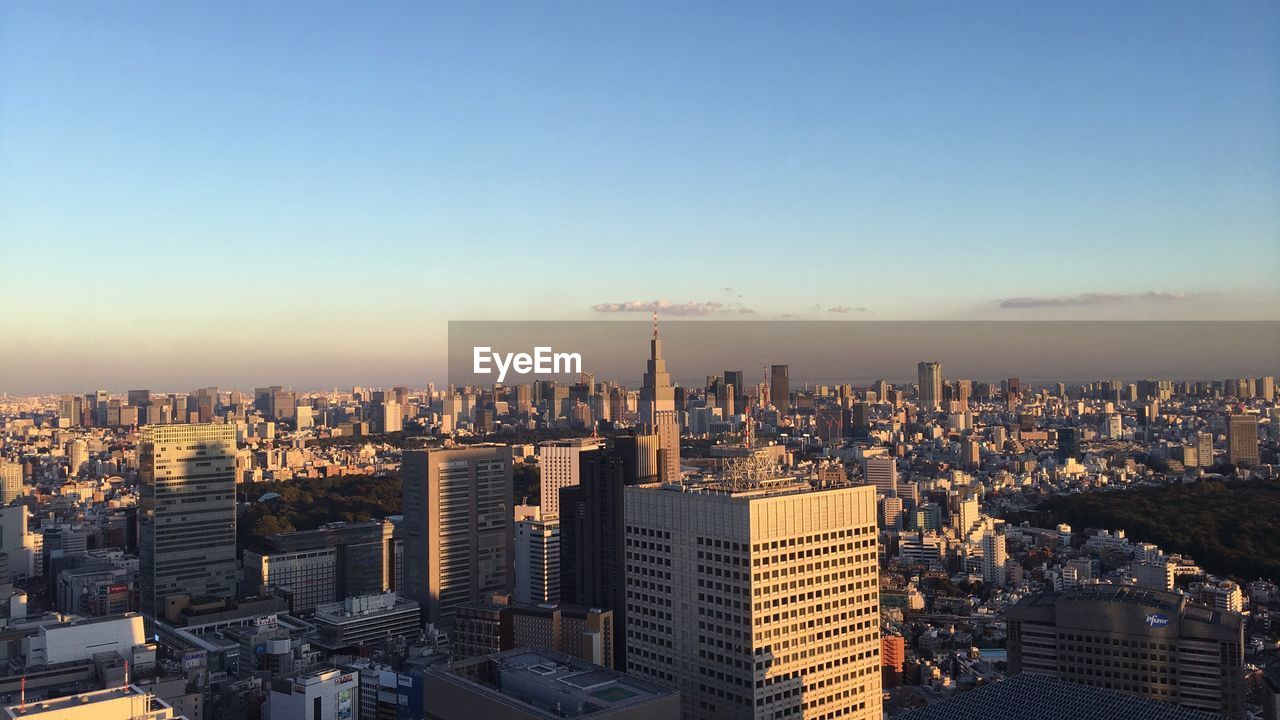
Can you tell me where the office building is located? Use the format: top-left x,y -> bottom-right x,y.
770,364 -> 790,412
1227,414 -> 1258,467
138,423 -> 237,621
900,673 -> 1224,720
982,530 -> 1007,586
401,446 -> 513,625
266,667 -> 359,720
724,370 -> 746,414
243,520 -> 397,614
559,447 -> 628,665
1195,432 -> 1214,467
863,455 -> 898,496
454,594 -> 616,669
918,362 -> 943,412
514,514 -> 560,604
537,438 -> 602,516
1007,585 -> 1244,718
0,462 -> 21,505
624,478 -> 882,720
882,634 -> 905,687
310,592 -> 421,652
1056,427 -> 1082,462
1106,414 -> 1123,440
639,323 -> 680,482
422,648 -> 679,720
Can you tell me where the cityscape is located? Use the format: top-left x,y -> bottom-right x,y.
0,322 -> 1277,719
5,2 -> 1279,719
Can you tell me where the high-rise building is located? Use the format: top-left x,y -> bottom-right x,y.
138,423 -> 238,621
863,455 -> 898,496
0,461 -> 22,505
536,437 -> 602,516
401,446 -> 513,626
1056,427 -> 1082,462
514,513 -> 560,604
882,634 -> 906,687
1196,431 -> 1214,467
1227,414 -> 1258,467
918,362 -> 942,412
1007,585 -> 1245,718
880,495 -> 904,529
982,530 -> 1007,586
770,364 -> 790,412
559,446 -> 629,665
1105,413 -> 1123,440
624,479 -> 882,720
724,370 -> 746,414
639,322 -> 681,482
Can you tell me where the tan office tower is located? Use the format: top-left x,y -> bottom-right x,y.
0,461 -> 22,505
917,362 -> 942,412
138,423 -> 238,620
862,455 -> 898,496
624,479 -> 882,720
537,437 -> 603,516
1226,413 -> 1258,467
639,320 -> 680,482
402,446 -> 513,626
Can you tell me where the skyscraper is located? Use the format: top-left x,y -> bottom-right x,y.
863,455 -> 898,496
1226,413 -> 1258,467
724,370 -> 746,413
514,513 -> 560,604
981,529 -> 1007,586
559,446 -> 630,665
1056,427 -> 1082,462
1007,585 -> 1244,719
770,364 -> 790,412
536,437 -> 603,516
917,362 -> 942,412
1196,431 -> 1214,467
639,319 -> 680,482
401,446 -> 513,626
0,461 -> 22,505
138,423 -> 238,621
623,479 -> 883,719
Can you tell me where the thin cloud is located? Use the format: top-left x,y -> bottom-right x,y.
999,291 -> 1196,309
828,306 -> 868,314
592,300 -> 725,316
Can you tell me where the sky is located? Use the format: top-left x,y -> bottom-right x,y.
2,1 -> 1278,392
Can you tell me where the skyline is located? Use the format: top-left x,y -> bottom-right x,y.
4,1 -> 1279,390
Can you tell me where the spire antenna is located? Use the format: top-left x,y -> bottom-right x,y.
652,310 -> 658,340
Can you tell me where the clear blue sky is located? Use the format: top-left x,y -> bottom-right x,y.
2,1 -> 1278,392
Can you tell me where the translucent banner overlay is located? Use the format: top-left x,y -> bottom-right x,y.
446,321 -> 1279,388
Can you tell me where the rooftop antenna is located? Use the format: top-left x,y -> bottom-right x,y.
652,310 -> 659,340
